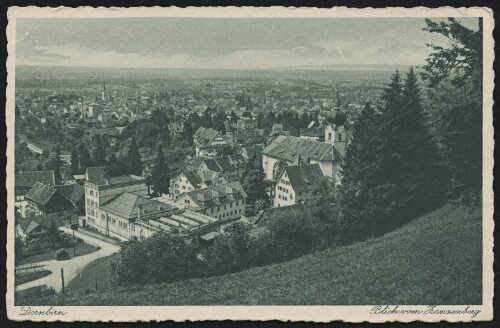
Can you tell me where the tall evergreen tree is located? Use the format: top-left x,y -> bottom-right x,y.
127,137 -> 143,176
91,134 -> 107,167
242,160 -> 268,207
70,146 -> 79,176
183,121 -> 194,146
48,146 -> 63,185
422,18 -> 482,201
339,103 -> 386,238
79,144 -> 93,173
151,146 -> 170,196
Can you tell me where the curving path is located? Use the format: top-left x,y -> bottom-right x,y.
15,227 -> 121,293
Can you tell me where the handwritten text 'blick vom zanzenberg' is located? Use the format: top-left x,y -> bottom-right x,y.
371,306 -> 481,318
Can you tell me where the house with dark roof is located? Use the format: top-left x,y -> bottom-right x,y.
174,181 -> 247,221
15,211 -> 73,240
170,170 -> 228,199
53,184 -> 86,214
15,170 -> 56,198
193,127 -> 233,158
24,182 -> 75,216
196,154 -> 247,183
273,164 -> 325,207
262,135 -> 342,181
15,170 -> 56,217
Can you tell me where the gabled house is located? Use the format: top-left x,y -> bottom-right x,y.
273,164 -> 325,208
196,154 -> 247,183
193,127 -> 233,158
24,182 -> 75,216
262,135 -> 342,181
170,170 -> 228,199
175,181 -> 247,221
15,211 -> 73,240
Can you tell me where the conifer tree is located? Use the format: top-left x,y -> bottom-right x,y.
127,137 -> 143,176
79,144 -> 93,173
49,146 -> 63,185
339,103 -> 386,238
183,121 -> 194,146
91,134 -> 107,167
70,146 -> 79,176
242,159 -> 268,207
151,146 -> 170,196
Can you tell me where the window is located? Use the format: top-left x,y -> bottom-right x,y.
290,194 -> 293,200
224,205 -> 226,210
101,214 -> 105,220
328,132 -> 332,141
185,199 -> 190,204
338,133 -> 342,141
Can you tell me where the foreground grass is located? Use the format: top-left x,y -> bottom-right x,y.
17,241 -> 100,266
20,204 -> 482,305
15,270 -> 52,286
66,253 -> 119,293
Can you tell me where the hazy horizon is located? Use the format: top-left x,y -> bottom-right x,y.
16,17 -> 480,70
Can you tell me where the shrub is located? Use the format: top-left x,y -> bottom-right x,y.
55,248 -> 70,261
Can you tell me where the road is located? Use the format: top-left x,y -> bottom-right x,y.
15,227 -> 121,293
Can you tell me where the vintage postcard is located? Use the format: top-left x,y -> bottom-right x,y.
6,6 -> 494,322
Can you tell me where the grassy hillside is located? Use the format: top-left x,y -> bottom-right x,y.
19,204 -> 482,305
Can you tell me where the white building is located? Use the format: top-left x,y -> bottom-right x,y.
262,135 -> 342,181
273,164 -> 325,207
175,181 -> 247,221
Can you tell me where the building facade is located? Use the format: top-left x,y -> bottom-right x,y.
193,127 -> 233,158
262,135 -> 342,181
273,164 -> 325,207
174,181 -> 247,221
197,154 -> 247,183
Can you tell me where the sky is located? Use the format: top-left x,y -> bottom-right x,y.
15,17 -> 480,70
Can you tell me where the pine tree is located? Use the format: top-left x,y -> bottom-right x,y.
183,121 -> 194,146
49,146 -> 63,185
339,103 -> 387,239
91,134 -> 107,167
242,162 -> 268,207
398,68 -> 447,213
127,137 -> 143,176
151,146 -> 170,196
79,144 -> 93,173
70,146 -> 79,176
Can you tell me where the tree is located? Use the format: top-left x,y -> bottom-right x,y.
48,146 -> 63,185
256,112 -> 265,129
70,146 -> 79,176
91,134 -> 107,167
339,102 -> 388,238
242,160 -> 268,207
79,144 -> 93,173
127,137 -> 143,176
422,18 -> 482,201
230,111 -> 238,123
182,121 -> 194,146
151,146 -> 170,197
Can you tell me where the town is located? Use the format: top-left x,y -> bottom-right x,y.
13,68 -> 386,295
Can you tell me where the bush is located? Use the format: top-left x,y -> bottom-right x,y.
55,248 -> 70,261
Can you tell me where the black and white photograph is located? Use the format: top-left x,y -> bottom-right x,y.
6,6 -> 494,322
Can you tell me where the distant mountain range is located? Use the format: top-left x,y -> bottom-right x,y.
15,64 -> 416,82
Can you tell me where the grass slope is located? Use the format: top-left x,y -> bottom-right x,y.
21,204 -> 482,305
